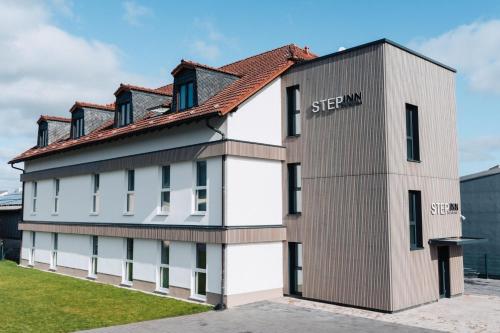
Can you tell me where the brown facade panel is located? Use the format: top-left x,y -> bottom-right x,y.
21,140 -> 286,182
19,223 -> 286,245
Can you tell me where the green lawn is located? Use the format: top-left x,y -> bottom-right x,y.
0,261 -> 210,333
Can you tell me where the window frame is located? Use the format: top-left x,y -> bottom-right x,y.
117,102 -> 133,127
287,85 -> 301,137
193,160 -> 208,214
288,163 -> 302,214
406,103 -> 420,162
177,81 -> 195,111
122,238 -> 134,285
193,243 -> 207,300
157,240 -> 170,292
158,165 -> 171,215
32,182 -> 38,214
29,231 -> 36,266
72,115 -> 85,139
409,190 -> 423,250
50,233 -> 58,270
38,122 -> 48,147
53,178 -> 60,214
289,242 -> 303,296
91,174 -> 100,215
89,235 -> 98,278
124,170 -> 135,215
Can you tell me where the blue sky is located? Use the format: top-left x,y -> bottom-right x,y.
1,0 -> 500,190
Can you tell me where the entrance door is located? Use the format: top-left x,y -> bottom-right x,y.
438,246 -> 450,298
289,243 -> 303,296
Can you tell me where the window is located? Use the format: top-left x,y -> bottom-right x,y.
177,82 -> 194,111
123,238 -> 133,284
289,242 -> 303,296
158,241 -> 169,291
194,243 -> 206,299
72,116 -> 84,138
89,236 -> 98,277
50,233 -> 58,270
53,179 -> 60,214
117,102 -> 132,127
38,123 -> 48,147
32,182 -> 38,213
195,161 -> 207,213
91,174 -> 100,214
409,191 -> 423,249
125,170 -> 135,214
29,231 -> 36,266
160,166 -> 170,214
287,85 -> 301,136
406,104 -> 420,161
288,164 -> 302,214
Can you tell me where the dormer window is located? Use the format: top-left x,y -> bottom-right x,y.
38,122 -> 48,147
177,82 -> 194,111
117,102 -> 132,127
72,114 -> 84,139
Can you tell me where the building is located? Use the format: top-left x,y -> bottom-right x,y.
460,166 -> 499,278
10,39 -> 480,312
0,191 -> 22,262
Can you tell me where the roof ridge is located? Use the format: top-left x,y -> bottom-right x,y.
219,43 -> 302,70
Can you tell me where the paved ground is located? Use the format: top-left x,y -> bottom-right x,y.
80,278 -> 500,333
80,301 -> 438,333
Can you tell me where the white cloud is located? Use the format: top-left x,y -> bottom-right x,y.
0,0 -> 150,191
460,136 -> 500,162
123,1 -> 152,27
188,18 -> 237,62
409,19 -> 500,94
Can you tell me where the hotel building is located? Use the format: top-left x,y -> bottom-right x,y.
10,39 -> 475,312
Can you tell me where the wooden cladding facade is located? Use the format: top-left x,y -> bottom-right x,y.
21,139 -> 286,182
19,222 -> 286,245
281,42 -> 460,312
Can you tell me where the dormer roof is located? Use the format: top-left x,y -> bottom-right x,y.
171,60 -> 240,77
37,115 -> 71,124
114,84 -> 173,97
69,102 -> 115,113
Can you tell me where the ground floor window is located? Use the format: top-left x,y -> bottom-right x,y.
194,243 -> 206,299
50,233 -> 58,270
89,236 -> 98,277
123,238 -> 133,284
29,231 -> 36,266
289,242 -> 303,296
157,240 -> 169,292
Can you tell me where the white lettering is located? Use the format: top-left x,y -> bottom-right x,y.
312,101 -> 320,113
335,96 -> 343,108
320,99 -> 328,111
327,98 -> 336,110
431,203 -> 437,215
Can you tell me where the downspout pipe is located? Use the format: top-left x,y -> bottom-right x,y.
10,162 -> 25,264
205,118 -> 227,310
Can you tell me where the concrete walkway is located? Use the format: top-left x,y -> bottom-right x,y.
79,301 -> 438,333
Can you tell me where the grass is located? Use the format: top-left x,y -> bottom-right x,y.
0,260 -> 211,333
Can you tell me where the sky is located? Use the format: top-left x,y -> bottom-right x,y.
1,0 -> 500,191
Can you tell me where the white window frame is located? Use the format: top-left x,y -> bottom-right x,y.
156,240 -> 170,293
88,235 -> 98,278
193,160 -> 208,215
50,233 -> 58,270
32,182 -> 38,214
192,243 -> 207,301
29,231 -> 36,266
90,174 -> 100,215
158,166 -> 170,215
124,170 -> 135,215
122,238 -> 133,285
52,179 -> 60,215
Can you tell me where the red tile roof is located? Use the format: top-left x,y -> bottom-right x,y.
37,115 -> 71,124
70,101 -> 115,113
114,84 -> 173,97
171,59 -> 240,77
11,44 -> 315,164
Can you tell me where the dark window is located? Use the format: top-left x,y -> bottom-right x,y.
289,242 -> 303,296
288,163 -> 302,214
177,82 -> 195,111
160,166 -> 171,213
406,104 -> 420,161
117,102 -> 132,127
195,161 -> 207,212
126,238 -> 134,260
287,85 -> 301,136
72,116 -> 84,138
160,241 -> 169,289
195,243 -> 206,296
127,170 -> 135,191
409,191 -> 423,249
38,122 -> 48,147
92,236 -> 98,256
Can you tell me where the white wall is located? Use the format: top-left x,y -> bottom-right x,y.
225,156 -> 282,226
57,234 -> 90,271
20,231 -> 31,260
225,242 -> 283,295
133,238 -> 157,282
169,241 -> 192,289
98,236 -> 123,276
25,121 -> 223,172
226,78 -> 282,145
207,244 -> 222,294
34,231 -> 51,264
23,157 -> 222,227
